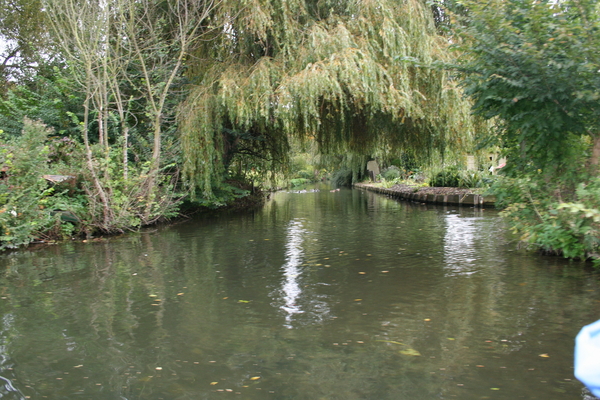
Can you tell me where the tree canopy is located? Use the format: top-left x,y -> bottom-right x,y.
179,0 -> 481,197
454,0 -> 600,173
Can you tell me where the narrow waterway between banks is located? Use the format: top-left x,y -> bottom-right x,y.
0,187 -> 598,399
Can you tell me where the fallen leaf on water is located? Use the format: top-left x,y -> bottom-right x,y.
376,340 -> 406,346
354,299 -> 362,301
539,354 -> 550,358
250,377 -> 261,380
447,338 -> 455,340
238,300 -> 250,303
399,348 -> 421,356
358,272 -> 366,275
210,382 -> 218,385
177,293 -> 184,296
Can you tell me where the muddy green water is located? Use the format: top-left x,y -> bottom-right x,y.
0,187 -> 599,400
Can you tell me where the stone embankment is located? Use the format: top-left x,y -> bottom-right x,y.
354,183 -> 496,208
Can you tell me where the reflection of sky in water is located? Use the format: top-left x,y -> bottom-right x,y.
273,219 -> 330,329
443,215 -> 479,276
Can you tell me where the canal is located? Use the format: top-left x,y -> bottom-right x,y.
0,187 -> 598,399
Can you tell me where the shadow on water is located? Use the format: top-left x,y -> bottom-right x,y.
0,188 -> 598,399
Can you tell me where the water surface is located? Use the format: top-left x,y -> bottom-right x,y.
0,187 -> 599,399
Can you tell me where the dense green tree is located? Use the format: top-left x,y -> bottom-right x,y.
454,0 -> 600,174
0,65 -> 83,137
453,0 -> 600,264
0,0 -> 53,83
43,0 -> 219,227
179,0 -> 482,198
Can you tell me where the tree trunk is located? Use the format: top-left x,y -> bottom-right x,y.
83,93 -> 112,229
589,135 -> 600,170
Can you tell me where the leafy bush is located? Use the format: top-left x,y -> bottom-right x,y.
290,178 -> 311,188
493,174 -> 600,266
0,119 -> 86,248
429,167 -> 494,188
382,166 -> 401,181
296,170 -> 314,180
429,167 -> 461,187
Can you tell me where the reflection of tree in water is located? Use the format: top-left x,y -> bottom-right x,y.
0,197 -> 599,399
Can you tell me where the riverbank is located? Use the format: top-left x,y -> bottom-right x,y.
354,182 -> 496,207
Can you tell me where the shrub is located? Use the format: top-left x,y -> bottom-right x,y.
493,174 -> 600,266
290,178 -> 311,188
428,167 -> 495,189
0,119 -> 85,248
382,166 -> 401,181
429,167 -> 461,187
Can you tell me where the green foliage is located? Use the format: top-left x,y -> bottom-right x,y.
493,174 -> 600,265
429,166 -> 460,187
0,0 -> 50,82
331,168 -> 353,188
382,166 -> 401,181
290,178 -> 311,188
452,0 -> 600,265
454,0 -> 600,173
428,166 -> 493,188
180,0 -> 483,198
185,181 -> 250,209
457,170 -> 495,189
0,66 -> 83,137
389,152 -> 421,175
0,119 -> 84,249
0,119 -> 184,249
288,151 -> 325,185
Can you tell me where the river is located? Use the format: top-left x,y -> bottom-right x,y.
0,186 -> 598,399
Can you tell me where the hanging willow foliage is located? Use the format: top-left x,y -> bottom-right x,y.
179,0 -> 480,197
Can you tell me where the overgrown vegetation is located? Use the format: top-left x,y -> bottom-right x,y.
428,167 -> 492,189
0,119 -> 182,249
2,0 -> 599,266
454,0 -> 600,265
178,0 -> 482,197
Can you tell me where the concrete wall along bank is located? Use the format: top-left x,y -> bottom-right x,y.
354,184 -> 496,208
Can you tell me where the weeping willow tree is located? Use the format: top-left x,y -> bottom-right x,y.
180,0 -> 481,197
